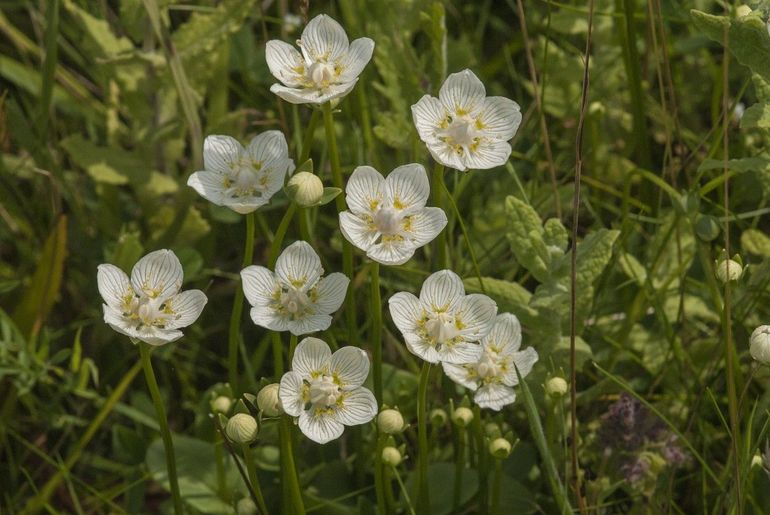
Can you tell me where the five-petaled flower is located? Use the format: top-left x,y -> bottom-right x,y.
265,14 -> 374,104
388,270 -> 497,364
443,313 -> 538,410
187,132 -> 294,214
241,241 -> 349,335
97,250 -> 207,346
339,164 -> 447,266
412,69 -> 522,171
279,337 -> 378,444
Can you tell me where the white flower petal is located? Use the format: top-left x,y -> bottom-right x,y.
203,135 -> 243,174
330,347 -> 370,387
439,69 -> 486,114
313,273 -> 349,315
292,337 -> 332,378
299,14 -> 349,64
249,305 -> 290,332
275,241 -> 323,292
187,171 -> 227,205
477,96 -> 522,141
345,166 -> 385,216
388,292 -> 422,335
503,347 -> 539,387
97,264 -> 132,310
404,207 -> 447,247
411,95 -> 447,141
104,306 -> 183,345
404,332 -> 440,364
464,140 -> 511,171
339,211 -> 379,252
298,408 -> 345,444
262,159 -> 294,196
385,163 -> 430,212
419,269 -> 465,312
265,40 -> 306,87
164,290 -> 207,330
270,81 -> 358,105
221,196 -> 269,214
279,371 -> 306,417
288,314 -> 332,335
130,249 -> 183,300
474,383 -> 515,411
241,266 -> 277,307
439,341 -> 483,365
338,37 -> 374,82
335,387 -> 377,425
366,240 -> 415,266
246,130 -> 290,168
455,294 -> 497,341
442,362 -> 478,391
425,138 -> 468,171
483,313 -> 522,351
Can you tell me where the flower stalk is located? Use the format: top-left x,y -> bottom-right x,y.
370,261 -> 382,403
139,342 -> 184,515
228,212 -> 255,394
417,362 -> 431,513
242,443 -> 269,515
491,457 -> 503,515
453,424 -> 465,510
431,163 -> 448,268
279,416 -> 306,514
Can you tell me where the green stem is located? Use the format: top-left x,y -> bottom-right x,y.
215,433 -> 227,502
370,262 -> 382,403
491,458 -> 502,515
228,212 -> 256,394
288,333 -> 298,364
279,416 -> 305,514
453,425 -> 465,509
269,203 -> 297,268
300,109 -> 320,164
322,102 -> 357,346
139,342 -> 184,515
242,444 -> 269,515
439,179 -> 485,293
272,332 -> 284,378
432,163 -> 448,269
374,435 -> 387,515
392,465 -> 417,515
417,362 -> 431,513
472,407 -> 488,514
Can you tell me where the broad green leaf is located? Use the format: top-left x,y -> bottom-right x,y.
149,206 -> 211,245
63,0 -> 133,57
575,229 -> 620,290
698,156 -> 770,172
172,0 -> 258,61
742,228 -> 770,257
59,134 -> 150,185
741,102 -> 770,129
618,252 -> 647,285
543,218 -> 569,252
505,195 -> 549,282
464,277 -> 537,325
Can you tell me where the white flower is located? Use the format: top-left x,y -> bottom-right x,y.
339,164 -> 447,266
442,313 -> 538,410
265,14 -> 374,105
187,132 -> 294,214
279,337 -> 377,444
388,270 -> 497,364
241,241 -> 349,335
750,325 -> 770,365
412,69 -> 522,171
97,250 -> 207,346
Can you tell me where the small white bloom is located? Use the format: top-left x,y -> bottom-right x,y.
241,241 -> 349,336
279,337 -> 378,444
443,313 -> 538,410
97,250 -> 207,346
750,325 -> 770,365
412,69 -> 522,171
265,14 -> 374,105
188,132 -> 295,214
388,269 -> 497,364
339,164 -> 447,266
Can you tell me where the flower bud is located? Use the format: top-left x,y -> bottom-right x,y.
750,325 -> 770,365
484,422 -> 501,439
378,409 -> 405,434
226,413 -> 259,444
257,383 -> 284,416
236,497 -> 258,515
736,5 -> 752,17
489,438 -> 512,459
451,407 -> 474,428
430,408 -> 448,426
715,259 -> 743,283
210,395 -> 232,414
381,446 -> 402,466
287,172 -> 324,207
752,453 -> 763,468
546,377 -> 568,397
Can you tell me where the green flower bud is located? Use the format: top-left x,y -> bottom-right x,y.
382,446 -> 402,466
210,395 -> 232,414
236,497 -> 258,515
715,259 -> 743,283
750,325 -> 770,365
451,407 -> 474,428
430,408 -> 448,426
287,172 -> 324,206
257,383 -> 284,416
377,409 -> 405,434
546,377 -> 568,397
226,413 -> 258,444
489,438 -> 512,459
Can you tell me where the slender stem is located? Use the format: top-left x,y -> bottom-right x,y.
391,465 -> 417,515
322,102 -> 357,346
288,333 -> 298,364
272,332 -> 284,378
472,406 -> 488,513
453,425 -> 465,509
439,179 -> 485,293
269,203 -> 297,267
374,435 -> 387,515
300,109 -> 320,164
431,163 -> 448,268
242,444 -> 269,515
279,416 -> 306,514
491,458 -> 503,515
417,362 -> 431,513
228,212 -> 256,394
215,432 -> 227,502
370,262 -> 382,403
139,342 -> 184,515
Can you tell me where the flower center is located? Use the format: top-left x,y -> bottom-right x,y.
438,114 -> 481,153
425,312 -> 461,346
308,62 -> 335,88
476,351 -> 499,379
225,164 -> 262,198
131,296 -> 170,328
373,207 -> 402,235
280,288 -> 310,318
308,375 -> 340,407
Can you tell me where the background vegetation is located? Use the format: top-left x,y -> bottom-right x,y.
2,0 -> 770,513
